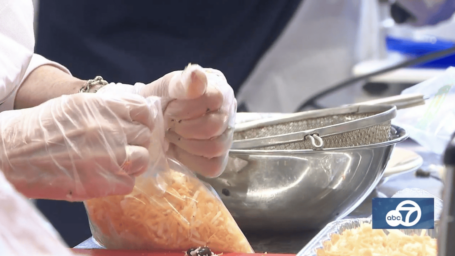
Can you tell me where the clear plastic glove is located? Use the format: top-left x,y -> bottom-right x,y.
0,93 -> 157,201
98,64 -> 237,177
0,171 -> 76,256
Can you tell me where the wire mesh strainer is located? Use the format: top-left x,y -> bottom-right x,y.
232,105 -> 397,150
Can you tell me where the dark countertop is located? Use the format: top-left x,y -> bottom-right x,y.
75,139 -> 444,254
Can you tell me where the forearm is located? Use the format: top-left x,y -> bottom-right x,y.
14,65 -> 86,109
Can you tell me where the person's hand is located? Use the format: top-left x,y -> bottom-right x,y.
0,93 -> 157,201
98,64 -> 237,177
143,65 -> 236,178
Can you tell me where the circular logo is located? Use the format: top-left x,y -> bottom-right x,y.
385,200 -> 421,227
385,210 -> 401,227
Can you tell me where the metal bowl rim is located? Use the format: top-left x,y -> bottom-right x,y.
229,125 -> 408,155
234,105 -> 396,131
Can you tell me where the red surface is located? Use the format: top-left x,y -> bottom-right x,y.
71,249 -> 294,256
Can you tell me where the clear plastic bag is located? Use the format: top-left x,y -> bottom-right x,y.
393,67 -> 455,155
84,97 -> 253,253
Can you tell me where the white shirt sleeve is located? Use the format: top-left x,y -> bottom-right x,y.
0,0 -> 33,111
0,171 -> 76,256
0,0 -> 72,113
0,54 -> 72,112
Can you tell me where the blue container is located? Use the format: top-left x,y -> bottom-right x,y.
386,36 -> 455,69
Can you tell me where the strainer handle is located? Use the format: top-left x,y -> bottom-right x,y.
348,94 -> 425,110
232,105 -> 397,150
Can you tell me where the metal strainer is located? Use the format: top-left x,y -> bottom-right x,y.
232,105 -> 397,150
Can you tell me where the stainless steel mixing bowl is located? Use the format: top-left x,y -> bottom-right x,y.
198,126 -> 408,232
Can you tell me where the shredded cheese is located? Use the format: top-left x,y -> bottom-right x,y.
317,223 -> 437,256
85,169 -> 253,253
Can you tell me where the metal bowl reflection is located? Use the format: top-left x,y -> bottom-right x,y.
198,126 -> 408,232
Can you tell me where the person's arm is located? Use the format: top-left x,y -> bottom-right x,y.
0,53 -> 87,112
15,64 -> 86,109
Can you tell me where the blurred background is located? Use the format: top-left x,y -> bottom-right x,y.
30,0 -> 455,248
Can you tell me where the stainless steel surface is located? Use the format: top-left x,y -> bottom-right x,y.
198,126 -> 408,232
232,105 -> 396,150
349,93 -> 425,110
235,93 -> 424,127
438,166 -> 454,256
438,136 -> 455,256
236,113 -> 292,124
297,218 -> 439,256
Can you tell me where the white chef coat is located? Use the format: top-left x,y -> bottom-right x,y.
0,0 -> 70,113
0,169 -> 75,256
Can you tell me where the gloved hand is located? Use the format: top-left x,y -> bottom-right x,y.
0,93 -> 157,201
98,64 -> 236,178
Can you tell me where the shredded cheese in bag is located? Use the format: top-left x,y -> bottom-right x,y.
85,168 -> 253,253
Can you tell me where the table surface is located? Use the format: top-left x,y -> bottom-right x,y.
75,139 -> 444,254
71,249 -> 292,256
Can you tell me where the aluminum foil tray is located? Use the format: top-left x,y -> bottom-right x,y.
297,218 -> 439,256
297,188 -> 443,255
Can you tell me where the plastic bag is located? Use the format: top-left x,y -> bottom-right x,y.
0,171 -> 77,256
392,67 -> 455,155
84,97 -> 253,253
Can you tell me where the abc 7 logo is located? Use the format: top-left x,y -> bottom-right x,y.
386,200 -> 422,227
